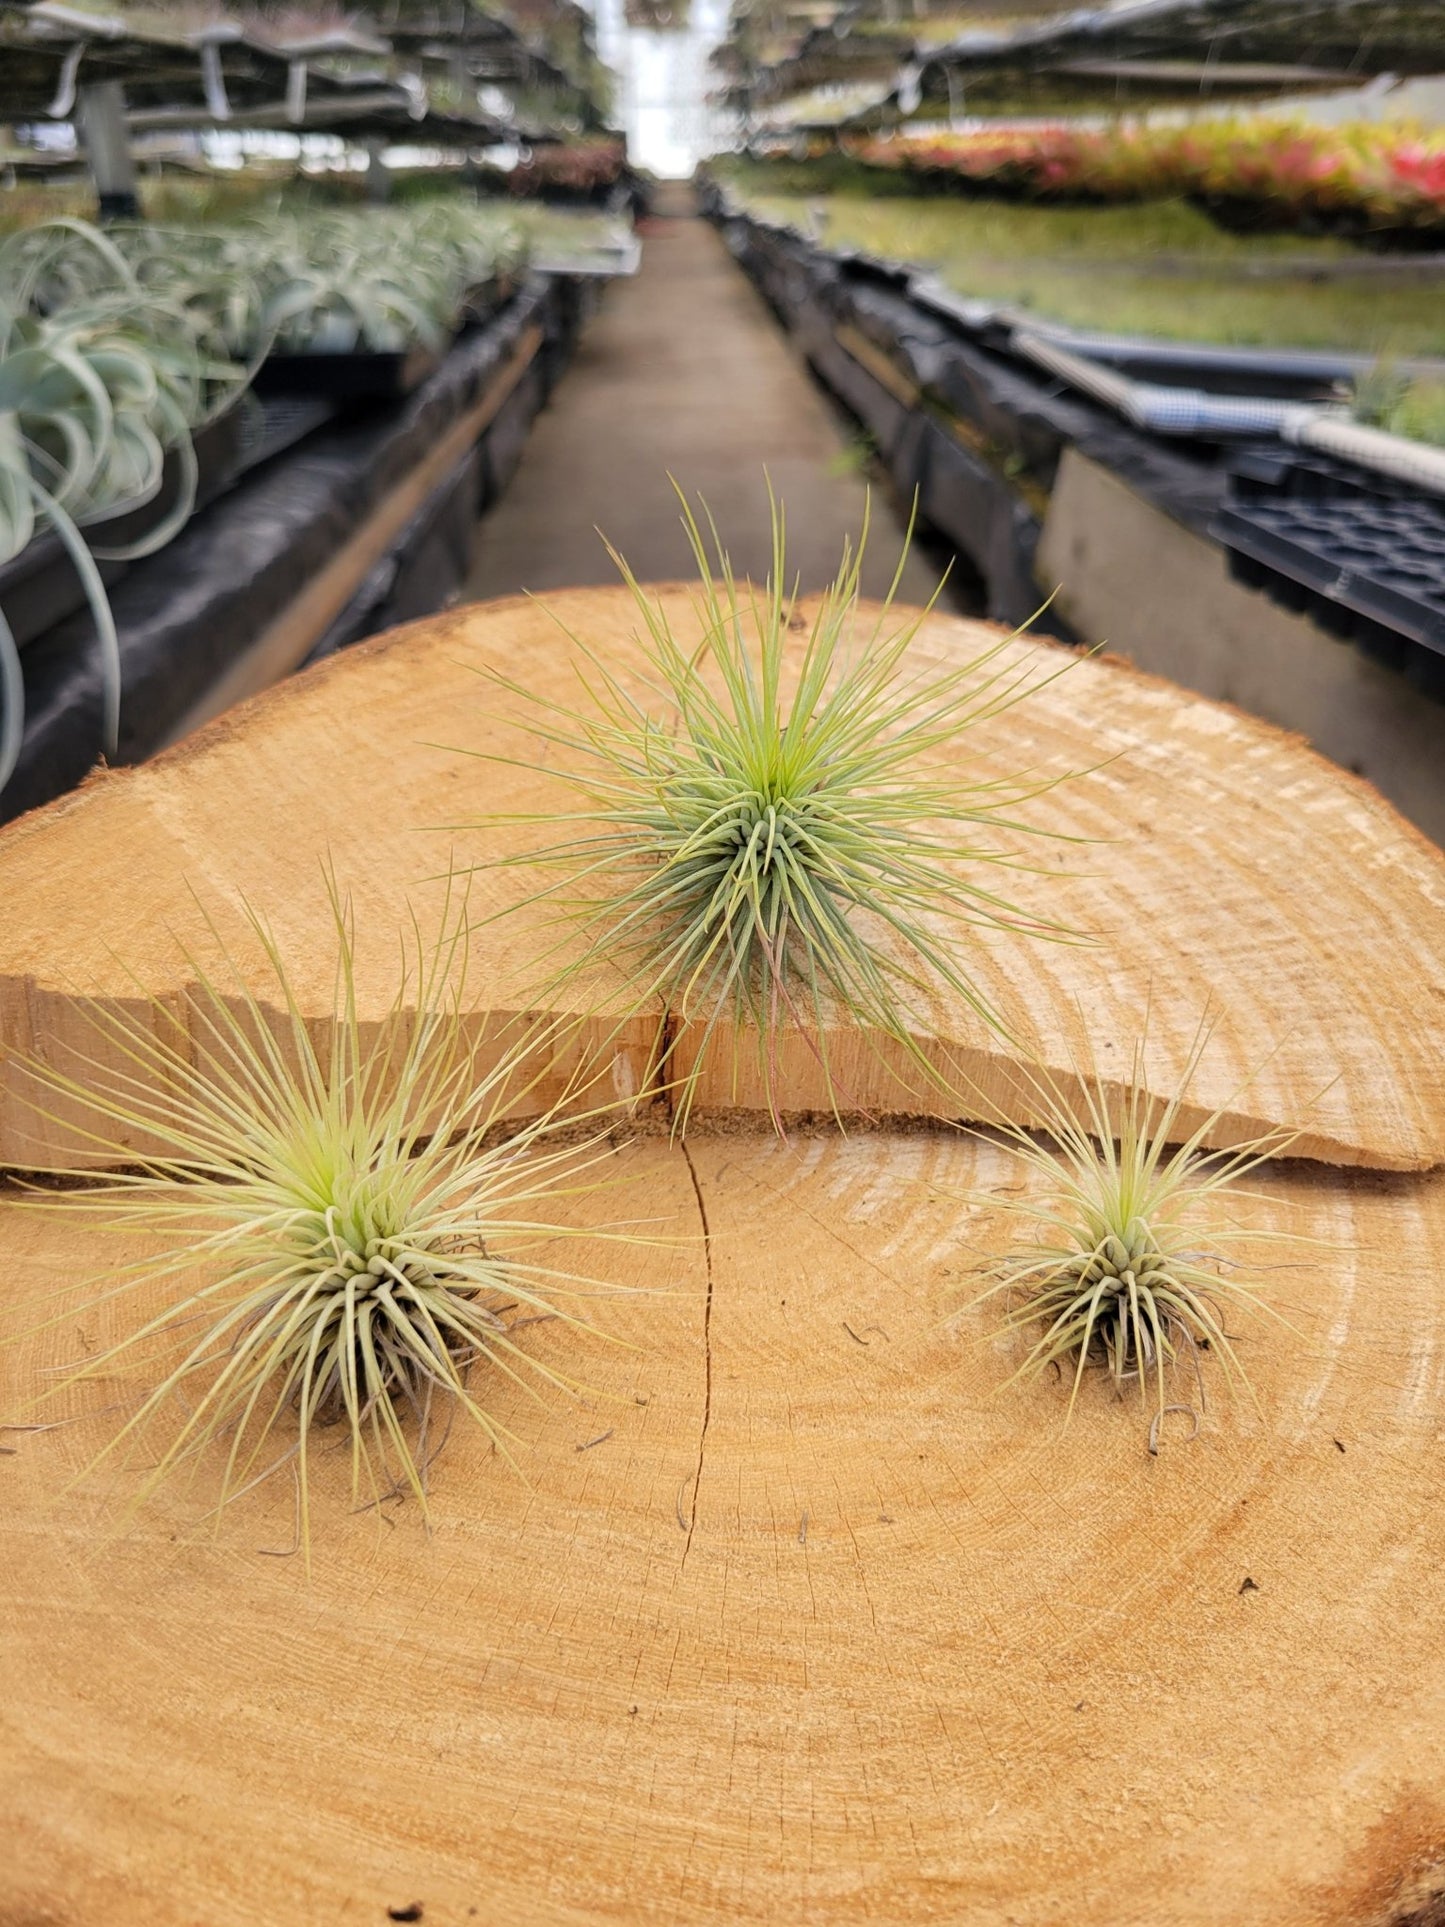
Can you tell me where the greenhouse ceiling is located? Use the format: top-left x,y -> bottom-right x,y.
718,0 -> 1445,119
0,0 -> 612,135
921,0 -> 1445,78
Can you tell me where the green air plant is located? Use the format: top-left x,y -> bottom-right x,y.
969,1025 -> 1303,1440
8,887 -> 638,1550
260,245 -> 454,356
130,226 -> 273,368
0,202 -> 539,791
460,488 -> 1078,1131
0,316 -> 125,793
0,223 -> 247,796
0,214 -> 140,315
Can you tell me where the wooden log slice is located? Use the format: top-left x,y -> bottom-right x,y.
5,1130 -> 1444,1924
1,587 -> 1442,1170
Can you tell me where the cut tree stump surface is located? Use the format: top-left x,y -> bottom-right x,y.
5,1131 -> 1445,1925
2,586 -> 1443,1170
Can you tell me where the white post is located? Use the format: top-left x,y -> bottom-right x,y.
365,136 -> 391,204
78,80 -> 139,220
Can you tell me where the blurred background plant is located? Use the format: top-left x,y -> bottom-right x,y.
1353,359 -> 1445,448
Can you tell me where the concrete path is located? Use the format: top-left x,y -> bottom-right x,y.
466,185 -> 945,606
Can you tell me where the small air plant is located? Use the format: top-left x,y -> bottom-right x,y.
461,486 -> 1078,1131
969,1024 -> 1305,1442
8,884 -> 638,1552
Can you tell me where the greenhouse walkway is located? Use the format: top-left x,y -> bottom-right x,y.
465,182 -> 944,605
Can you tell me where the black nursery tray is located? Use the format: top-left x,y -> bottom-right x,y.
252,344 -> 441,403
0,535 -> 119,653
1227,444 -> 1429,506
1215,480 -> 1445,664
234,393 -> 339,472
0,404 -> 245,651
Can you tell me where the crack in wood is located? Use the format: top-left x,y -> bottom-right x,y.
653,1005 -> 678,1124
679,1142 -> 713,1569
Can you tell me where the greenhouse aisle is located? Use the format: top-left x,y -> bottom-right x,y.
466,182 -> 944,604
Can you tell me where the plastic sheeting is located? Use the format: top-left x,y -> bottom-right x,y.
303,447 -> 487,666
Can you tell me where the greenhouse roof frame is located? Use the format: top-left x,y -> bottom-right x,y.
719,0 -> 1444,123
0,0 -> 610,136
922,0 -> 1445,85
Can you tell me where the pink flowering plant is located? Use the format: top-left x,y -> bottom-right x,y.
847,118 -> 1445,236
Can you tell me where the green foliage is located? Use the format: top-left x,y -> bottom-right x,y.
462,489 -> 1077,1130
715,152 -> 933,201
1353,361 -> 1445,448
852,117 -> 1445,235
3,202 -> 624,361
733,186 -> 1445,355
246,204 -> 518,355
9,885 -> 639,1552
0,171 -> 285,240
0,225 -> 244,783
825,428 -> 878,478
5,204 -> 522,361
0,199 -> 624,791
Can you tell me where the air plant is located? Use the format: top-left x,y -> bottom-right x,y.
0,218 -> 243,435
0,310 -> 126,790
460,487 -> 1078,1130
0,415 -> 38,793
116,224 -> 274,375
0,222 -> 248,795
8,884 -> 640,1551
260,238 -> 455,356
969,1024 -> 1305,1439
246,205 -> 527,357
0,214 -> 142,315
1,305 -> 185,790
0,199 -> 581,797
2,215 -> 271,375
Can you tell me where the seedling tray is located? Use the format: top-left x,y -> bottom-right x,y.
252,344 -> 442,403
1226,444 -> 1423,505
1215,491 -> 1445,659
530,234 -> 643,279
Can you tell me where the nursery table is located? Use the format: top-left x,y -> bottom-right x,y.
3,587 -> 1444,1925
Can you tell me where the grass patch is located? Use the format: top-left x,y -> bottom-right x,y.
730,180 -> 1445,355
1354,362 -> 1445,445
